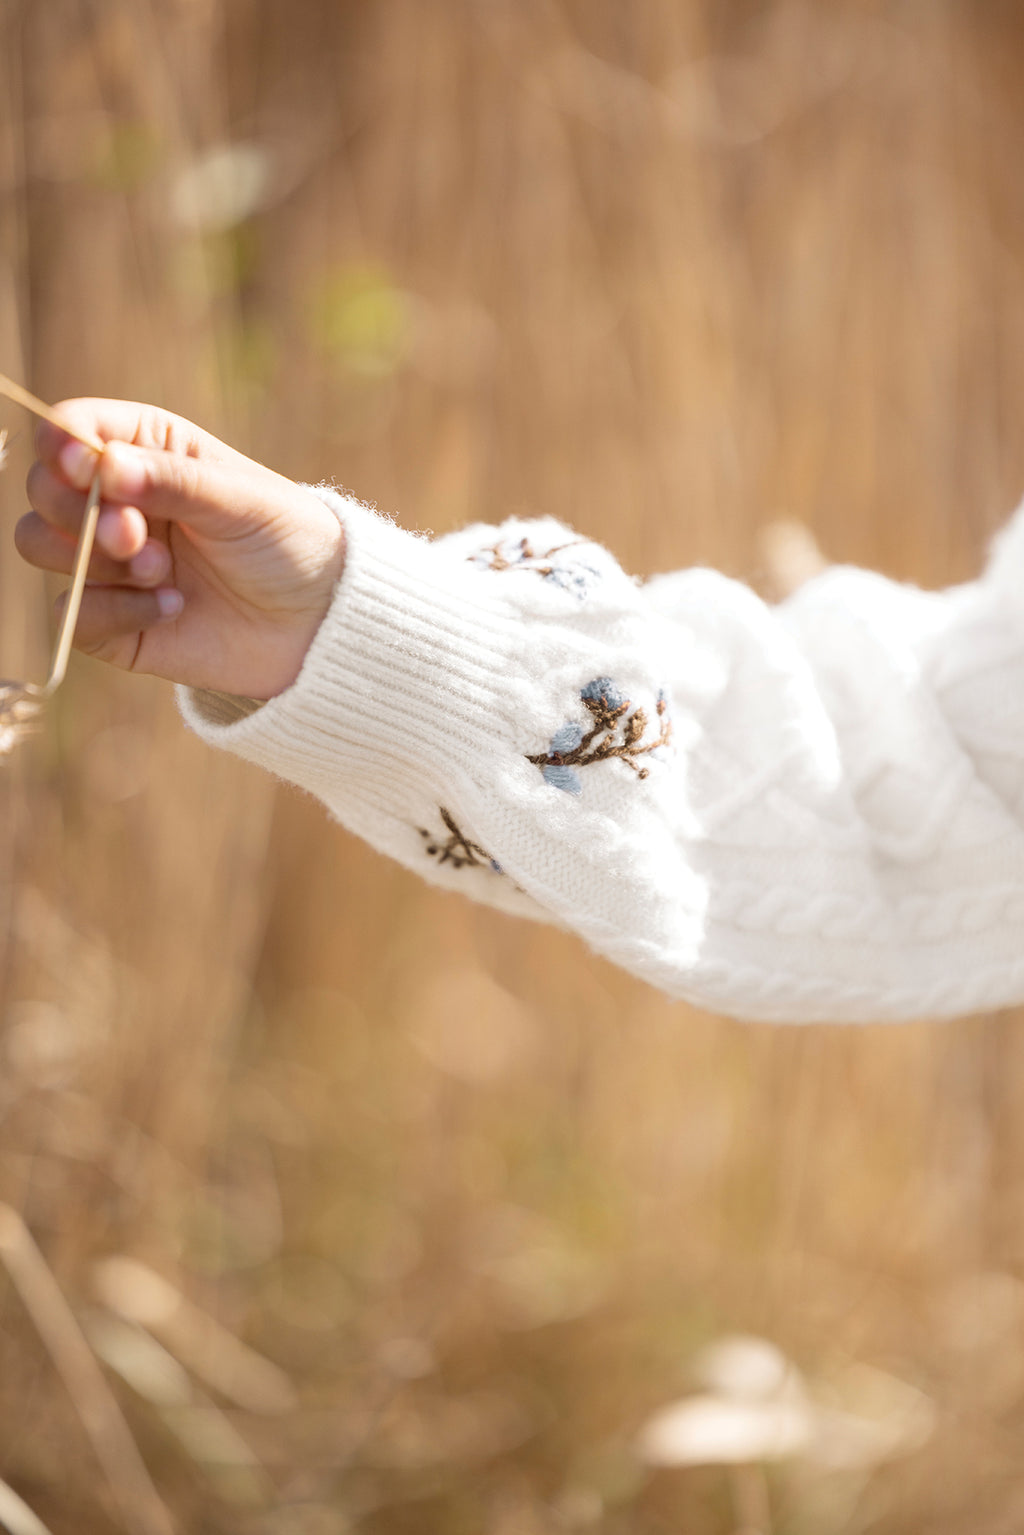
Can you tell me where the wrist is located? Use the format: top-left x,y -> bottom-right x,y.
256,488 -> 347,699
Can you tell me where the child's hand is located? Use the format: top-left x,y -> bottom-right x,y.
15,399 -> 346,700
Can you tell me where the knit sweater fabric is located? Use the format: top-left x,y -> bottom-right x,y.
179,487 -> 1024,1025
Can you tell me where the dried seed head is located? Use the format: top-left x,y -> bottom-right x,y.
0,683 -> 43,757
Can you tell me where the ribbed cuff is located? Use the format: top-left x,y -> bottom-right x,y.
177,487 -> 523,818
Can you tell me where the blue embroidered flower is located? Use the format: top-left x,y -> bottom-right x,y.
542,763 -> 583,795
580,676 -> 627,711
529,677 -> 672,790
545,562 -> 600,599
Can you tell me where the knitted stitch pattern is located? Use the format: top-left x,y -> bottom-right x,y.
178,488 -> 1024,1024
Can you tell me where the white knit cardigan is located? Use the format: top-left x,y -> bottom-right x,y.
179,487 -> 1024,1024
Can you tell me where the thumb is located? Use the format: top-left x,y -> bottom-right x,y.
61,437 -> 266,539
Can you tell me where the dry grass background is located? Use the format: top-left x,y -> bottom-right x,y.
3,1 -> 1024,1531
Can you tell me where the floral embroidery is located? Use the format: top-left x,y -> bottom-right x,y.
527,677 -> 672,794
469,536 -> 600,599
419,807 -> 504,873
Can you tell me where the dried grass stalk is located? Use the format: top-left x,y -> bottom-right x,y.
0,376 -> 104,753
93,1256 -> 298,1415
0,1205 -> 176,1535
0,373 -> 104,452
0,1475 -> 57,1535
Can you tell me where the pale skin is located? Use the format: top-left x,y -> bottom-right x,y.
15,399 -> 346,700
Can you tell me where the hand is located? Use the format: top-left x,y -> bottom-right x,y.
16,399 -> 346,700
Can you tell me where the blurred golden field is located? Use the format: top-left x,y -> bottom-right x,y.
4,1 -> 1024,1531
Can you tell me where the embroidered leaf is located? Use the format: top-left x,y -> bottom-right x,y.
546,565 -> 599,597
542,763 -> 583,795
550,722 -> 585,754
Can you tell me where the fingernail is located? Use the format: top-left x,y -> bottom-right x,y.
103,441 -> 149,499
156,589 -> 184,620
97,507 -> 145,561
130,543 -> 166,583
59,440 -> 98,490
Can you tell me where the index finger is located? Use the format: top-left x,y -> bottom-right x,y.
33,398 -> 241,472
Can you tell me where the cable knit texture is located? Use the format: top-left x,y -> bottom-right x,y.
178,486 -> 1024,1024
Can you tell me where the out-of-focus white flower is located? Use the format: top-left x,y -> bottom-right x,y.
171,142 -> 272,231
635,1333 -> 934,1472
694,1334 -> 797,1402
638,1392 -> 813,1466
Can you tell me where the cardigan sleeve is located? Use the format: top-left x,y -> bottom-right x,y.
178,485 -> 1024,1024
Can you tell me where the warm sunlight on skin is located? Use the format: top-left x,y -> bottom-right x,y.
17,402 -> 346,699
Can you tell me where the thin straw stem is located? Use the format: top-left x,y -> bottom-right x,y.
0,371 -> 105,700
0,372 -> 104,453
35,468 -> 102,698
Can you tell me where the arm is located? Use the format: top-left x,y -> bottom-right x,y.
19,400 -> 1024,1023
182,487 -> 1024,1024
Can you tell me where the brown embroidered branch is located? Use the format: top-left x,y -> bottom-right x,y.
472,536 -> 586,576
470,535 -> 605,601
419,807 -> 501,872
528,679 -> 672,793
